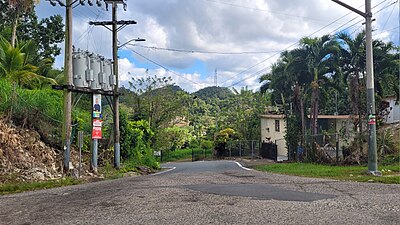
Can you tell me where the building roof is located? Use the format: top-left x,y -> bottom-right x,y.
260,114 -> 285,119
315,115 -> 352,119
261,114 -> 352,119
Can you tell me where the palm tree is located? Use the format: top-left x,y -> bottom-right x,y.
260,50 -> 310,158
372,40 -> 399,99
336,32 -> 366,133
298,34 -> 339,135
0,35 -> 56,88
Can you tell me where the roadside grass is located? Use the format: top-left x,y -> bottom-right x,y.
254,163 -> 400,184
0,178 -> 83,195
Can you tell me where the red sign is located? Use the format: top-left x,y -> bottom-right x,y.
368,115 -> 376,125
92,126 -> 102,139
93,119 -> 102,127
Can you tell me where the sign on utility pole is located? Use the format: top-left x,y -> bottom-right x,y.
332,0 -> 380,175
91,94 -> 102,172
90,0 -> 142,168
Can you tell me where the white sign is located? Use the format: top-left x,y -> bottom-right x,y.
93,94 -> 101,118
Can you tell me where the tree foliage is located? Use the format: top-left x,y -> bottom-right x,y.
0,35 -> 56,88
0,1 -> 64,65
260,31 -> 399,161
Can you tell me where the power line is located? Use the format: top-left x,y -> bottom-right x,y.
203,0 -> 342,24
124,46 -> 203,86
221,0 -> 391,87
218,3 -> 366,86
126,44 -> 281,55
381,0 -> 398,30
73,12 -> 99,45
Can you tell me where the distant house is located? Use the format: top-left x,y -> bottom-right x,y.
260,114 -> 355,160
260,114 -> 287,159
382,95 -> 400,124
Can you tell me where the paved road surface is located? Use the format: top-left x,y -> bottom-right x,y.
0,160 -> 399,225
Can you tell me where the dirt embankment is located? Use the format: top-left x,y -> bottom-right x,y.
0,119 -> 62,183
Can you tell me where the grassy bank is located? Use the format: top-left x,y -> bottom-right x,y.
254,163 -> 400,184
0,178 -> 83,195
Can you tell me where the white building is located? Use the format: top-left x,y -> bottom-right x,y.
382,95 -> 400,124
261,114 -> 355,160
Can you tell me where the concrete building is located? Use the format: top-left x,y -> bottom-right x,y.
382,95 -> 400,124
261,114 -> 355,160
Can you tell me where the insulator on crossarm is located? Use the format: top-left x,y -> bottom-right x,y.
48,0 -> 57,6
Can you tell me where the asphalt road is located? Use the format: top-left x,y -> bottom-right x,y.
0,160 -> 399,225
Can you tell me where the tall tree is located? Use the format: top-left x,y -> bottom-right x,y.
299,34 -> 338,135
337,32 -> 366,132
6,0 -> 39,47
0,1 -> 63,65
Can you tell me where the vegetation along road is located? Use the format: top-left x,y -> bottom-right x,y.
0,160 -> 399,225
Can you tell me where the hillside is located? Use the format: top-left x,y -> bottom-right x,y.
0,119 -> 61,183
192,86 -> 234,102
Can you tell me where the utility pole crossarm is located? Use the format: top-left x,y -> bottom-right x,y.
89,20 -> 137,26
331,0 -> 368,17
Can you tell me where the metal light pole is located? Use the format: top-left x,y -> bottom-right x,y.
332,0 -> 379,175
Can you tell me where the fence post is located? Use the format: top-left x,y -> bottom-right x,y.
239,141 -> 242,158
251,140 -> 254,159
336,133 -> 339,164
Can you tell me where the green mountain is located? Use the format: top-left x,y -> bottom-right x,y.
192,86 -> 233,102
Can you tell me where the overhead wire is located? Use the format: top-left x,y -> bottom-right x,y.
126,44 -> 281,55
124,46 -> 204,86
203,0 -> 339,24
380,0 -> 398,30
223,0 -> 393,87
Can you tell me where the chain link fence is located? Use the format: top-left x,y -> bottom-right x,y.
305,133 -> 343,162
224,140 -> 260,159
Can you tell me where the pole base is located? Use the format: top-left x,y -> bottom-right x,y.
366,170 -> 382,176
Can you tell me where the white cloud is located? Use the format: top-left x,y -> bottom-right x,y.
35,0 -> 399,93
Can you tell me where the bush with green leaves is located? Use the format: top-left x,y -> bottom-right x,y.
120,117 -> 159,169
285,114 -> 302,160
214,128 -> 237,157
155,126 -> 194,152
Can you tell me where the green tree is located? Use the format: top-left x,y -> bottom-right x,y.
0,35 -> 56,88
4,0 -> 39,47
298,34 -> 339,135
0,1 -> 64,65
155,126 -> 194,151
336,32 -> 366,131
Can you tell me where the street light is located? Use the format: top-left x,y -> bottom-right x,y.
118,38 -> 146,49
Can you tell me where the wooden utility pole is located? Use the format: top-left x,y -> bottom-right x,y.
62,0 -> 73,173
91,0 -> 139,168
111,1 -> 121,168
332,0 -> 379,175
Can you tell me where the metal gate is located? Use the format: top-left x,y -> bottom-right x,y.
225,140 -> 260,159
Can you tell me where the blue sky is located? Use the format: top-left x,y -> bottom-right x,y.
36,0 -> 399,93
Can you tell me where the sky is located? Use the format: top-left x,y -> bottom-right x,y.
35,0 -> 400,93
